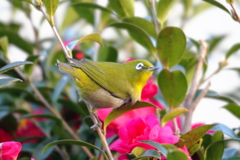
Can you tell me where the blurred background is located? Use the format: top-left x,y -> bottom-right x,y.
0,0 -> 240,129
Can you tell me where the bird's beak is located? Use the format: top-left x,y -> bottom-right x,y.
148,66 -> 159,71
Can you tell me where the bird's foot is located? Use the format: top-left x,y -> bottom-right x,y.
90,122 -> 102,130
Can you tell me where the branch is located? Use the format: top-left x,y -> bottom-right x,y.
230,3 -> 240,22
86,104 -> 114,160
183,40 -> 208,133
14,68 -> 94,158
149,0 -> 160,33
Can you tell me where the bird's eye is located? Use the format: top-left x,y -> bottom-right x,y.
135,63 -> 144,70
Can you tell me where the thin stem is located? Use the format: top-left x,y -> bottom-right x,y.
86,104 -> 114,160
198,68 -> 220,88
39,6 -> 71,60
93,0 -> 101,61
149,0 -> 160,33
230,3 -> 240,22
172,117 -> 180,135
13,68 -> 94,158
183,40 -> 208,134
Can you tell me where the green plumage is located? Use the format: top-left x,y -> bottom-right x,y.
57,58 -> 156,109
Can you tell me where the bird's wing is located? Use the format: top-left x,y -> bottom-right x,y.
68,58 -> 131,100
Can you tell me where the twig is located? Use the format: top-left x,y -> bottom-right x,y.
183,40 -> 208,134
39,6 -> 71,60
172,117 -> 180,135
93,0 -> 101,61
13,68 -> 94,158
149,0 -> 160,33
192,82 -> 211,112
86,104 -> 114,160
230,3 -> 240,22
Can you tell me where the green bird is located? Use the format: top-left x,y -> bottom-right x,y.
57,58 -> 158,111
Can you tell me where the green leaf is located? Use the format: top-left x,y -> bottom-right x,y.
42,139 -> 109,160
103,101 -> 157,134
205,139 -> 240,160
222,104 -> 240,119
175,124 -> 217,148
157,0 -> 177,26
182,0 -> 193,17
0,78 -> 22,89
0,28 -> 34,54
132,149 -> 160,160
109,22 -> 155,54
0,36 -> 8,58
19,114 -> 61,123
72,2 -> 114,15
158,69 -> 188,108
131,147 -> 145,157
123,17 -> 157,38
161,108 -> 188,126
140,140 -> 168,157
0,61 -> 33,74
225,43 -> 240,60
68,33 -> 103,51
42,0 -> 59,26
157,27 -> 186,69
167,150 -> 189,160
203,0 -> 230,15
98,46 -> 118,62
109,0 -> 134,18
23,55 -> 39,76
33,137 -> 58,160
206,131 -> 224,160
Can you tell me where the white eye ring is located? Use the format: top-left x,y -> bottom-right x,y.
135,63 -> 144,70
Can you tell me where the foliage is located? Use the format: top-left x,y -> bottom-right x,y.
0,0 -> 240,160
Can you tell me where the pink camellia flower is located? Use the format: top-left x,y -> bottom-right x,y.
110,114 -> 179,154
0,129 -> 13,142
0,141 -> 22,160
75,52 -> 84,59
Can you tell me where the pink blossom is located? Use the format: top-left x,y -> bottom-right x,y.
75,52 -> 84,59
0,129 -> 13,142
0,141 -> 22,160
110,114 -> 179,154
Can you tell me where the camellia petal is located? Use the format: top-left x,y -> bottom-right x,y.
0,141 -> 22,160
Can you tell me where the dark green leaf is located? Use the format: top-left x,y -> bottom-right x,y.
68,33 -> 103,51
225,43 -> 240,60
175,124 -> 217,148
23,55 -> 39,76
206,131 -> 224,160
123,17 -> 157,38
103,101 -> 157,134
158,69 -> 188,108
167,150 -> 189,160
132,149 -> 160,160
0,78 -> 22,88
42,139 -> 109,160
98,46 -> 118,62
162,108 -> 188,126
109,22 -> 155,54
208,35 -> 225,54
140,140 -> 168,157
203,0 -> 230,15
33,137 -> 58,160
19,114 -> 61,123
0,36 -> 8,58
157,27 -> 186,69
205,139 -> 240,160
222,104 -> 240,119
0,27 -> 34,54
157,0 -> 177,25
0,114 -> 18,133
0,61 -> 33,74
109,0 -> 134,18
72,2 -> 114,15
